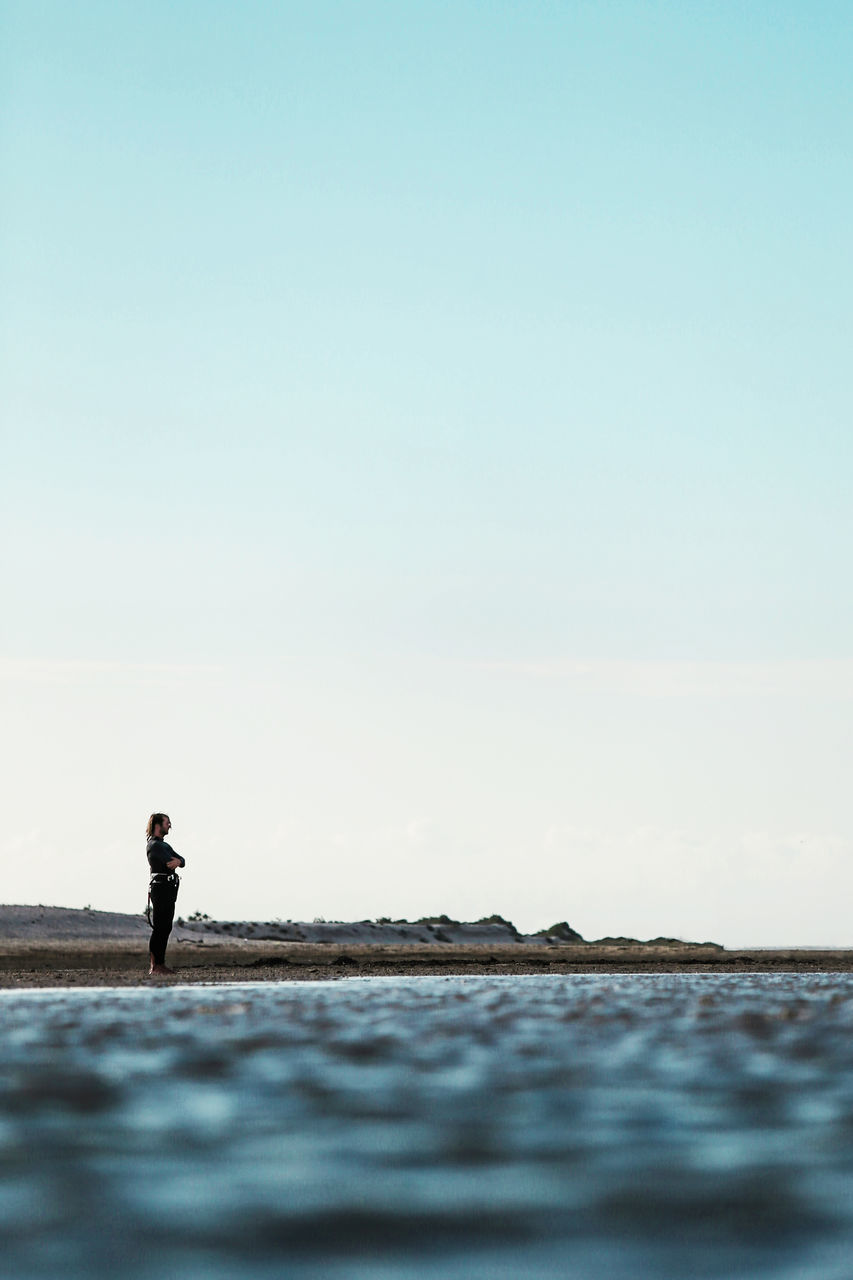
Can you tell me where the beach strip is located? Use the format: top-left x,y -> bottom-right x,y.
2,939 -> 852,987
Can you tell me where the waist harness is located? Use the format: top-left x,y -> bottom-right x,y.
146,872 -> 180,926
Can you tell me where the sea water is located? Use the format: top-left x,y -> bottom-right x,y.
1,973 -> 852,1279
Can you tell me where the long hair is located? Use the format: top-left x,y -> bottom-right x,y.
146,813 -> 169,839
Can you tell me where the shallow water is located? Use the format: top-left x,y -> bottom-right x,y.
1,973 -> 853,1278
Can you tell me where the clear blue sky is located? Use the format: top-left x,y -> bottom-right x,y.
2,1 -> 852,943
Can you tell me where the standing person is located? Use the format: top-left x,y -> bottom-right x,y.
146,813 -> 186,977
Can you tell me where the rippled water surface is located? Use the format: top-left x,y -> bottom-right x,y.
2,973 -> 853,1278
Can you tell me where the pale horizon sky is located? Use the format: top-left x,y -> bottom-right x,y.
2,1 -> 852,946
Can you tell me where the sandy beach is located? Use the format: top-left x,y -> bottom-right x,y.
1,905 -> 850,986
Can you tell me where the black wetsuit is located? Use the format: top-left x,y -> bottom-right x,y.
147,837 -> 185,965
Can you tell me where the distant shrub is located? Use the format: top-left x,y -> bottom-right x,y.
534,921 -> 584,942
416,914 -> 458,926
188,910 -> 211,922
475,914 -> 519,932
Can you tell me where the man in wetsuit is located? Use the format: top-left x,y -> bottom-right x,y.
146,813 -> 186,976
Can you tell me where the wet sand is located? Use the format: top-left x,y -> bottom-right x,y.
2,938 -> 853,987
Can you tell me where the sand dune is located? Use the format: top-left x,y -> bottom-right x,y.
0,904 -> 684,949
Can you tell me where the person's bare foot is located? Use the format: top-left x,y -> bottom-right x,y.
148,963 -> 176,977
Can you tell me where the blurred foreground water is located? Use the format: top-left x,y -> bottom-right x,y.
2,973 -> 853,1279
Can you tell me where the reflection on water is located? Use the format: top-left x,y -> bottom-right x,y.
1,973 -> 853,1278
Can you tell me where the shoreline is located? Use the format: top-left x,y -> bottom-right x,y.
1,906 -> 850,987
